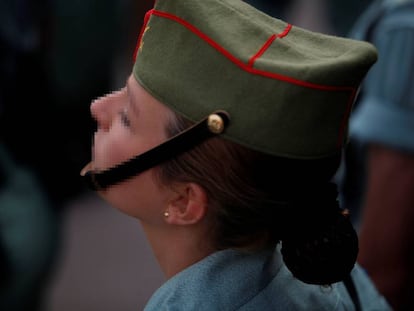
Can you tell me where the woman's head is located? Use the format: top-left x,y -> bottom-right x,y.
84,0 -> 378,194
86,73 -> 357,284
82,0 -> 376,285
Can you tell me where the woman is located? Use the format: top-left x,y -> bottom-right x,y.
81,0 -> 391,309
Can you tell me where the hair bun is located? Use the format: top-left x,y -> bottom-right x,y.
280,210 -> 358,285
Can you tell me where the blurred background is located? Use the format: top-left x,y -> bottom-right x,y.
0,1 -> 373,310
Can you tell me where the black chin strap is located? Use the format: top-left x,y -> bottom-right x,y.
80,110 -> 230,191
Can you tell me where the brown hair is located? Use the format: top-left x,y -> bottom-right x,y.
156,112 -> 358,285
156,112 -> 341,250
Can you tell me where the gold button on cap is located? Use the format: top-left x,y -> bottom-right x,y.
207,113 -> 226,134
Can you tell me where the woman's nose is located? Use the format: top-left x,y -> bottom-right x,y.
90,90 -> 123,131
90,95 -> 111,131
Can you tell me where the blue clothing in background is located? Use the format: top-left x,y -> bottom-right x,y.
337,0 -> 414,218
349,0 -> 414,151
144,247 -> 391,310
0,145 -> 60,311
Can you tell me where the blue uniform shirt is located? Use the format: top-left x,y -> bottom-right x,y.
144,247 -> 391,310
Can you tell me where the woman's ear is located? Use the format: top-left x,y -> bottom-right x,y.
165,183 -> 208,225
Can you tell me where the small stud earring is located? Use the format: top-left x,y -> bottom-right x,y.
164,211 -> 170,218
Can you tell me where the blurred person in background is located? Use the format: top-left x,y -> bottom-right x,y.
0,145 -> 56,311
335,0 -> 414,310
1,0 -> 151,310
0,1 -> 59,310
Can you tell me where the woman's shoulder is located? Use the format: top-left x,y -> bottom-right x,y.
144,248 -> 280,310
143,248 -> 391,311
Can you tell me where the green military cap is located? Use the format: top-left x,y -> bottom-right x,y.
133,0 -> 377,159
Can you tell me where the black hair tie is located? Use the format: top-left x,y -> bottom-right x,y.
280,207 -> 358,285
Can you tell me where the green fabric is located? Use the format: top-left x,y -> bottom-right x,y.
133,0 -> 377,159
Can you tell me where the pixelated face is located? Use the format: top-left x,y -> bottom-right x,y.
89,74 -> 174,221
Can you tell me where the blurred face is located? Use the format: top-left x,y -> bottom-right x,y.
89,74 -> 174,221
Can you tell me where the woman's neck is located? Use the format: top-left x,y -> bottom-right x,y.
140,222 -> 216,279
